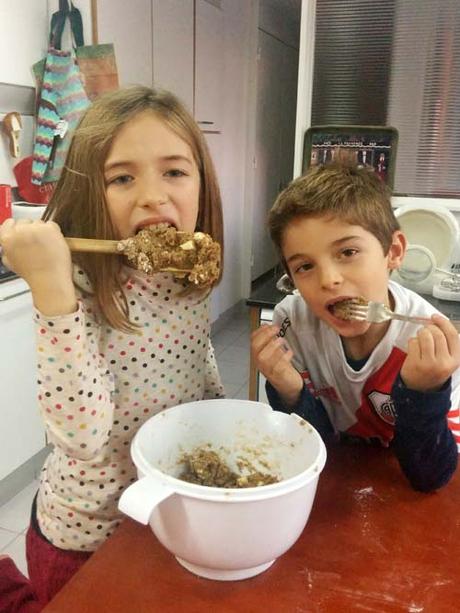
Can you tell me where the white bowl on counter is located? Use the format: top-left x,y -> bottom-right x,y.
12,201 -> 47,220
118,399 -> 327,581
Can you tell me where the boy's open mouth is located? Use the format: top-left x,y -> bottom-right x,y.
327,297 -> 367,320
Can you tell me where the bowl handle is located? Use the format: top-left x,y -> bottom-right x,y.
118,476 -> 175,525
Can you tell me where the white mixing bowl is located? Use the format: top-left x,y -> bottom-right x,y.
119,399 -> 327,581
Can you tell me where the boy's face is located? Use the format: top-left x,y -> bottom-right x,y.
282,215 -> 406,338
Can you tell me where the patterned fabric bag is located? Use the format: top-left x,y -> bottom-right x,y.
76,43 -> 119,102
32,47 -> 90,185
32,1 -> 118,184
34,5 -> 119,103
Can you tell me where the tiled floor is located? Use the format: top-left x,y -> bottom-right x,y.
0,480 -> 38,576
0,308 -> 251,577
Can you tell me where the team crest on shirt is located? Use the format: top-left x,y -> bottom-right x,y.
367,390 -> 396,425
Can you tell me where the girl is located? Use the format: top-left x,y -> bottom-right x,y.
0,85 -> 225,607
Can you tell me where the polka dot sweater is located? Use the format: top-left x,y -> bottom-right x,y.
34,267 -> 224,552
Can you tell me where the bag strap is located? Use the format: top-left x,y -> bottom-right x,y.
69,3 -> 84,47
50,0 -> 84,50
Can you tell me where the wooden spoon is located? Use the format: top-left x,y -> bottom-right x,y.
65,237 -> 121,254
64,237 -> 192,275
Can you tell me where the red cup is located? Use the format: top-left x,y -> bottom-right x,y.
0,184 -> 12,224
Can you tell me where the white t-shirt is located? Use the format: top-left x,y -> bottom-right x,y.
272,280 -> 460,448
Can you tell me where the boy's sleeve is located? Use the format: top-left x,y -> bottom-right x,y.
266,300 -> 333,438
266,380 -> 334,439
391,375 -> 458,492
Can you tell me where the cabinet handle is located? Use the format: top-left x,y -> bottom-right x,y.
0,289 -> 31,302
197,121 -> 214,125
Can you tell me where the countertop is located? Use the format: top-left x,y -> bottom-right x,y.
44,443 -> 460,612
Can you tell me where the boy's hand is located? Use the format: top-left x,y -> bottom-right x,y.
400,314 -> 460,392
0,219 -> 77,315
251,324 -> 303,406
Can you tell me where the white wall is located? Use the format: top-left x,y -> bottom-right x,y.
0,0 -> 48,86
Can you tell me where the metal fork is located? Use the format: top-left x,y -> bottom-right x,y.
345,300 -> 437,325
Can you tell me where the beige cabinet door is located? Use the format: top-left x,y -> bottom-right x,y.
194,0 -> 224,132
97,0 -> 153,87
251,31 -> 298,281
152,0 -> 194,113
0,283 -> 45,481
251,30 -> 284,281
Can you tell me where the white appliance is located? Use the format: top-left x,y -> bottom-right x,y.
392,197 -> 460,301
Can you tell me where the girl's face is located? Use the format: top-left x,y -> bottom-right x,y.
104,111 -> 200,239
282,215 -> 405,341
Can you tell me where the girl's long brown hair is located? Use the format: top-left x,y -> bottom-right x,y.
44,86 -> 224,332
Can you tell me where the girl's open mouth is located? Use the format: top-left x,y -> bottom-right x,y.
135,220 -> 177,234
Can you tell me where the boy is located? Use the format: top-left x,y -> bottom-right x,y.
251,163 -> 460,492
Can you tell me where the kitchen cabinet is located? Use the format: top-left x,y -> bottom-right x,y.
152,0 -> 194,113
251,31 -> 284,281
96,0 -> 153,87
251,30 -> 299,280
0,279 -> 45,481
194,0 -> 224,132
152,0 -> 223,131
203,132 -> 223,322
96,0 -> 223,131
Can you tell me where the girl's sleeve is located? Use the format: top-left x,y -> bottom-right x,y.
35,300 -> 115,461
203,339 -> 225,399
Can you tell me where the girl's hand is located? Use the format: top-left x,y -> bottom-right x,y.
251,324 -> 303,406
400,314 -> 460,392
0,219 -> 77,315
0,218 -> 71,278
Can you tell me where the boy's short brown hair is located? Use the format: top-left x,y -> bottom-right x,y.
268,163 -> 400,258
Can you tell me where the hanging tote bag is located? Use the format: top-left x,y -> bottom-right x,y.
36,2 -> 119,102
32,1 -> 119,184
75,42 -> 119,101
32,3 -> 90,185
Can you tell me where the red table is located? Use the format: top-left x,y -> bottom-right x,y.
44,444 -> 460,612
